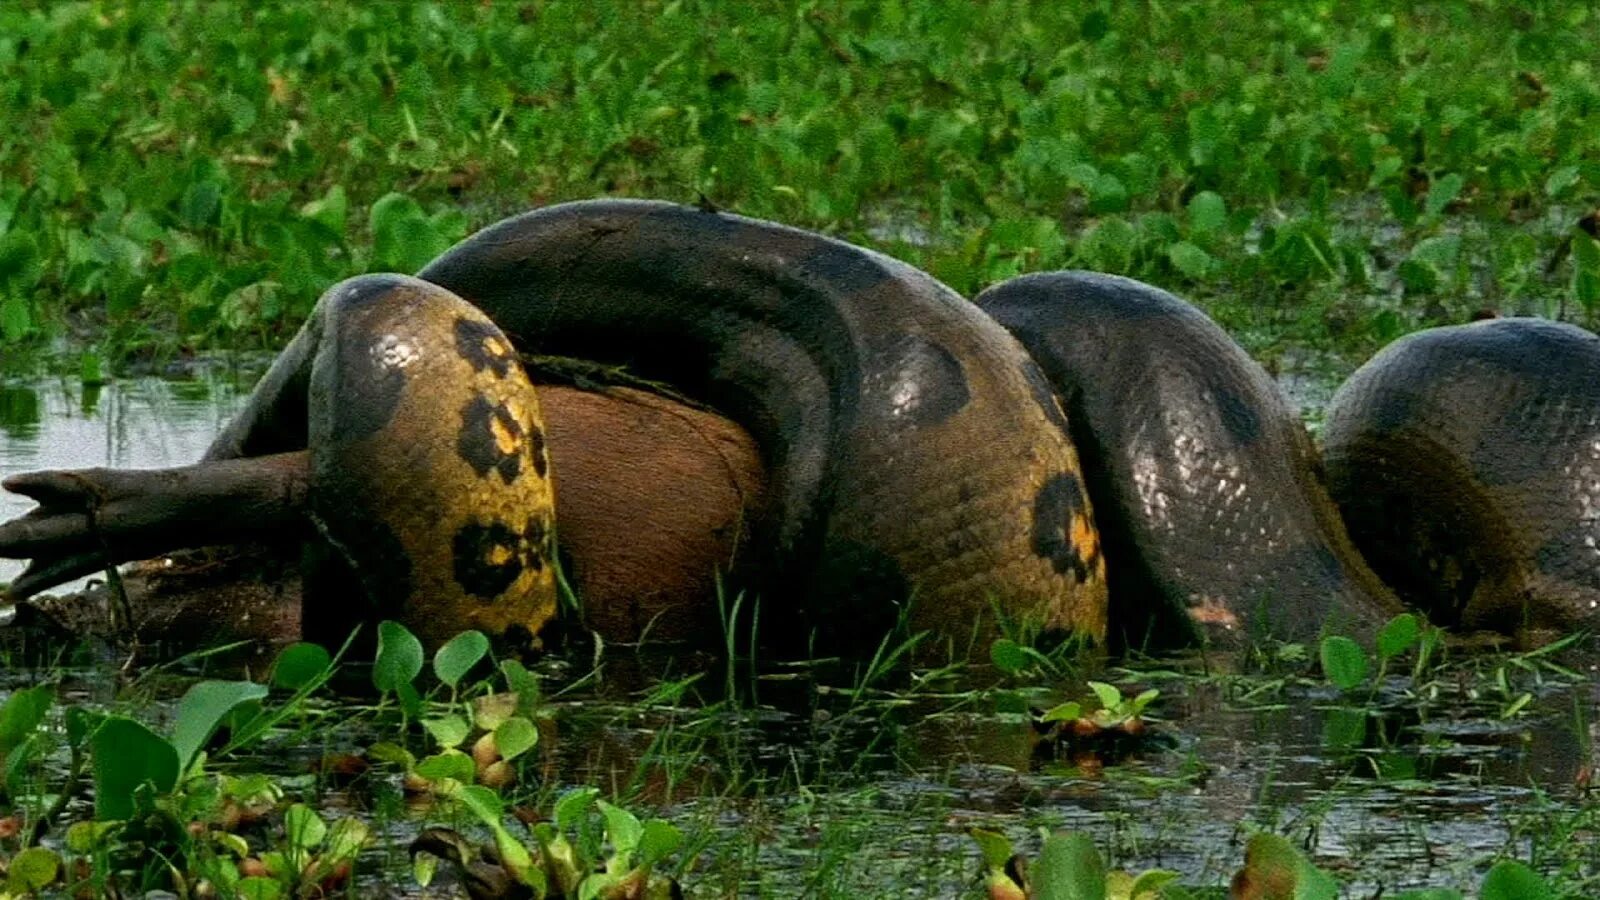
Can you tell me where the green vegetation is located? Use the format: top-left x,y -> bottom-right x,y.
2,1 -> 1599,367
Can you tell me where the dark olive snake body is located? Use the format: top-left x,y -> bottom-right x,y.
1322,318 -> 1600,638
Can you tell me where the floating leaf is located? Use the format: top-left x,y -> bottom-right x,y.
0,684 -> 53,752
433,630 -> 490,689
990,638 -> 1029,674
1480,860 -> 1552,900
271,642 -> 332,691
414,749 -> 475,785
1376,614 -> 1421,662
5,846 -> 60,892
91,716 -> 179,820
1319,636 -> 1368,691
424,715 -> 472,750
1030,831 -> 1105,900
493,716 -> 539,762
170,680 -> 269,771
374,620 -> 425,693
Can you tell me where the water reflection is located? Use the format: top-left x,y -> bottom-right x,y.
0,365 -> 257,588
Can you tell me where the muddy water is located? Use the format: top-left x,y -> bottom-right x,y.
0,364 -> 255,590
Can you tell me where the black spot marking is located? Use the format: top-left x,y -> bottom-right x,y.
325,330 -> 407,445
453,316 -> 514,378
870,333 -> 971,426
1213,385 -> 1261,447
528,423 -> 549,479
453,521 -> 525,600
458,395 -> 525,484
1023,367 -> 1073,438
1031,472 -> 1098,581
523,514 -> 549,572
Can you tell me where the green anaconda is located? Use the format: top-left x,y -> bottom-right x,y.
1,200 -> 1591,654
1321,318 -> 1600,640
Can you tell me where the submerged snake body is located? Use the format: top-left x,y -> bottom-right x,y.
978,272 -> 1401,647
205,200 -> 1107,649
1322,318 -> 1600,636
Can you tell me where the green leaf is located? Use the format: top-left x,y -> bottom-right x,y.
374,620 -> 425,693
170,680 -> 270,771
324,817 -> 371,864
1167,241 -> 1215,278
91,716 -> 180,820
236,876 -> 284,900
1127,688 -> 1160,716
301,184 -> 349,234
1545,166 -> 1581,199
285,803 -> 328,853
1376,614 -> 1421,662
1424,172 -> 1465,218
493,716 -> 539,762
271,642 -> 332,690
636,819 -> 683,867
1030,831 -> 1106,900
990,638 -> 1028,674
456,784 -> 536,883
1235,833 -> 1337,900
433,630 -> 490,688
499,659 -> 542,714
368,741 -> 416,769
598,799 -> 644,856
1087,681 -> 1122,711
970,828 -> 1015,870
0,684 -> 53,752
0,296 -> 31,342
1319,636 -> 1369,691
555,786 -> 600,831
1041,701 -> 1083,723
5,846 -> 60,892
1187,191 -> 1227,235
423,715 -> 472,750
414,749 -> 476,784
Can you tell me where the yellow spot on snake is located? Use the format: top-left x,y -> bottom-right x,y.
483,336 -> 510,358
490,412 -> 520,455
488,544 -> 514,566
1070,513 -> 1099,569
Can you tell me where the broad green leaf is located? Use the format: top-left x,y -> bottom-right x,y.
324,817 -> 371,863
170,680 -> 269,771
456,784 -> 536,883
970,828 -> 1015,869
0,684 -> 53,751
1087,681 -> 1122,711
1424,172 -> 1465,217
301,184 -> 349,234
1167,241 -> 1215,278
0,296 -> 31,342
423,714 -> 471,749
284,803 -> 327,853
91,716 -> 179,820
1319,636 -> 1369,691
1376,614 -> 1421,661
637,819 -> 683,867
990,638 -> 1028,674
493,717 -> 539,762
6,846 -> 60,892
1030,831 -> 1106,900
374,620 -> 425,693
598,799 -> 644,856
433,630 -> 490,688
555,786 -> 600,831
499,659 -> 542,714
1187,191 -> 1227,235
367,741 -> 416,769
1041,701 -> 1083,723
414,749 -> 475,784
271,642 -> 332,690
236,876 -> 284,900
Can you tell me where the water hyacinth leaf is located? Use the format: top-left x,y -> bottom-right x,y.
285,803 -> 327,852
5,846 -> 59,892
368,741 -> 416,769
270,642 -> 332,691
1126,869 -> 1181,897
170,680 -> 270,771
0,683 -> 53,751
325,817 -> 372,863
1030,831 -> 1105,900
301,183 -> 348,234
424,715 -> 472,749
493,716 -> 538,762
599,799 -> 644,857
456,784 -> 536,882
1233,832 -> 1336,900
0,296 -> 30,342
1167,241 -> 1215,278
1424,172 -> 1464,218
473,692 -> 519,731
1319,636 -> 1368,691
1187,190 -> 1227,235
236,876 -> 284,900
990,638 -> 1028,674
414,749 -> 475,784
500,659 -> 542,713
1041,701 -> 1083,723
433,629 -> 490,689
91,716 -> 180,820
555,786 -> 600,831
1480,860 -> 1552,900
1087,681 -> 1122,711
374,620 -> 425,693
1376,614 -> 1421,661
637,819 -> 684,867
970,828 -> 1016,869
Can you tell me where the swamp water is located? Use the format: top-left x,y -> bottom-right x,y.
0,366 -> 1596,897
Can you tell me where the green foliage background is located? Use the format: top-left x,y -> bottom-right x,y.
2,0 -> 1599,362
